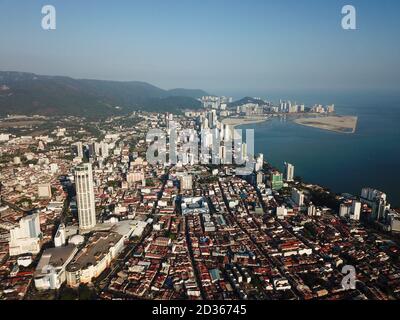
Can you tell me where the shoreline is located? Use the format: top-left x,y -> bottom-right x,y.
221,116 -> 270,128
293,115 -> 358,134
223,114 -> 358,134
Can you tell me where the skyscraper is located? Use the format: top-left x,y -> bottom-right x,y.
100,142 -> 109,157
224,124 -> 232,141
208,109 -> 217,129
291,188 -> 304,207
284,162 -> 294,182
360,188 -> 388,221
256,172 -> 264,185
351,200 -> 361,221
75,163 -> 96,230
270,172 -> 284,191
255,153 -> 264,172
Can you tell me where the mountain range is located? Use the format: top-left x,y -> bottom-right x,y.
0,71 -> 209,117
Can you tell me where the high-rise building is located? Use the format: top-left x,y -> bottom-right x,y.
308,204 -> 317,216
256,172 -> 264,185
284,162 -> 295,182
74,142 -> 84,159
208,110 -> 217,129
94,142 -> 101,156
291,188 -> 304,207
219,145 -> 227,164
100,142 -> 109,157
202,117 -> 209,130
223,124 -> 232,141
241,142 -> 247,161
270,172 -> 283,191
12,213 -> 41,239
75,163 -> 96,230
339,200 -> 362,221
351,200 -> 361,221
360,188 -> 388,221
255,153 -> 264,172
54,223 -> 66,247
339,203 -> 351,218
9,213 -> 41,256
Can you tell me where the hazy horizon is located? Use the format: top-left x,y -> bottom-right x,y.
1,0 -> 400,95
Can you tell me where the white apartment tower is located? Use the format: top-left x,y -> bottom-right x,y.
10,213 -> 41,240
75,163 -> 96,230
54,223 -> 66,247
255,153 -> 264,172
9,213 -> 41,256
308,204 -> 317,216
74,142 -> 84,159
351,200 -> 362,221
284,162 -> 295,182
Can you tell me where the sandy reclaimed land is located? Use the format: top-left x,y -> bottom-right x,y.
293,116 -> 358,133
221,116 -> 270,128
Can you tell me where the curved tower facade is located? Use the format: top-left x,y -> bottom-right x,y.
75,163 -> 96,230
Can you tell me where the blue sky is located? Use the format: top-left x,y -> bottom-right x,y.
0,0 -> 399,95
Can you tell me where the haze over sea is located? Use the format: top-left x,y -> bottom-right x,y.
236,90 -> 400,207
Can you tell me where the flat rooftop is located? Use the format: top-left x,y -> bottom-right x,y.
35,244 -> 77,277
66,231 -> 123,272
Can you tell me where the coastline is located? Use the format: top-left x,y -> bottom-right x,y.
221,114 -> 358,134
221,115 -> 270,128
293,115 -> 358,134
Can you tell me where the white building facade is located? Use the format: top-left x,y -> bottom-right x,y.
75,163 -> 97,230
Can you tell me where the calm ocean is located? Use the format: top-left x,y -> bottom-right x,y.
237,91 -> 400,207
